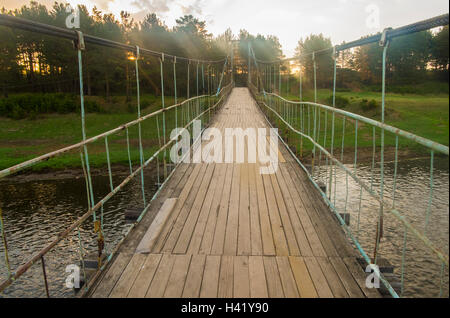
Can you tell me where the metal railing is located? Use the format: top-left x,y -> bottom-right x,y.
0,14 -> 233,296
248,14 -> 449,298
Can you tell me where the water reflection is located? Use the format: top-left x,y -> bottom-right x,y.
314,157 -> 449,297
0,157 -> 448,297
0,171 -> 158,298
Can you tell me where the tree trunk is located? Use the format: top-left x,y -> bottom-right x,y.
105,73 -> 110,100
125,63 -> 130,102
27,51 -> 35,92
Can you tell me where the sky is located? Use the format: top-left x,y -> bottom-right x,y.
2,0 -> 449,57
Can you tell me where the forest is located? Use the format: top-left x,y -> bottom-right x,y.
0,1 -> 448,119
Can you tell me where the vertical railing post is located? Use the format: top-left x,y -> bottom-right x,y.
75,31 -> 95,216
278,62 -> 281,94
312,51 -> 317,176
40,256 -> 50,298
374,28 -> 390,264
160,54 -> 167,180
248,43 -> 251,85
135,46 -> 146,207
173,57 -> 177,130
273,63 -> 276,94
329,47 -> 338,199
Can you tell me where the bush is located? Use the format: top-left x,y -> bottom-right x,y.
0,93 -> 105,119
360,99 -> 378,111
326,95 -> 349,108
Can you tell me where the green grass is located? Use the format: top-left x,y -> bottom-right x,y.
0,88 -> 448,172
0,94 -> 218,171
275,88 -> 449,152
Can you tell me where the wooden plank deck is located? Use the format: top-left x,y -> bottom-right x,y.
88,88 -> 380,298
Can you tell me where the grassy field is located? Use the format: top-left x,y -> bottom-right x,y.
0,94 -> 217,171
0,89 -> 448,171
271,88 -> 449,158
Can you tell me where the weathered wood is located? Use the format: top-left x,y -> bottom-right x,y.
288,256 -> 318,298
263,256 -> 284,298
91,253 -> 133,298
316,257 -> 349,298
135,198 -> 177,254
164,254 -> 192,297
90,88 -> 381,299
276,256 -> 300,298
329,256 -> 365,298
127,254 -> 162,298
248,256 -> 268,298
223,165 -> 240,255
218,255 -> 234,298
182,254 -> 207,298
145,254 -> 175,298
303,257 -> 334,298
200,255 -> 221,298
109,254 -> 147,298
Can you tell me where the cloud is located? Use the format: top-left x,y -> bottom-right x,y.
179,0 -> 203,16
131,0 -> 175,13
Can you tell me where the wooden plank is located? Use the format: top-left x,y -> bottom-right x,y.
188,164 -> 226,254
127,254 -> 162,298
254,164 -> 276,256
200,255 -> 221,298
199,164 -> 228,254
233,256 -> 250,298
145,254 -> 176,298
117,163 -> 190,254
284,163 -> 339,257
329,257 -> 365,298
278,164 -> 326,257
269,171 -> 301,256
152,164 -> 203,253
135,198 -> 177,254
274,165 -> 313,257
276,256 -> 300,298
248,256 -> 268,298
287,160 -> 355,258
248,164 -> 263,255
92,253 -> 133,298
262,174 -> 289,256
263,256 -> 284,298
288,256 -> 318,298
316,257 -> 349,298
223,165 -> 240,255
342,257 -> 381,298
303,257 -> 334,298
162,164 -> 209,253
182,254 -> 207,298
173,164 -> 216,254
109,254 -> 147,298
238,164 -> 251,255
211,164 -> 234,255
164,254 -> 192,297
218,255 -> 234,298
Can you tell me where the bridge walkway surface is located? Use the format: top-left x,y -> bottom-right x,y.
88,88 -> 381,298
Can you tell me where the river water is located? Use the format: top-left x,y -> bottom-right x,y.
313,157 -> 449,298
0,158 -> 448,298
0,170 -> 158,298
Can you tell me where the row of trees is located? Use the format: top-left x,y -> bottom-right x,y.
0,1 -> 284,98
294,26 -> 449,89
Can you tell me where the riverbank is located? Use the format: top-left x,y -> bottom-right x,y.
0,90 -> 448,174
